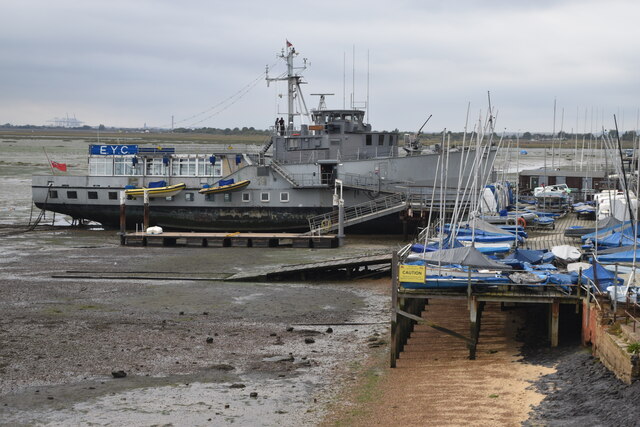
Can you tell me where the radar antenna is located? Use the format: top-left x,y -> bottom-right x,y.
310,93 -> 334,111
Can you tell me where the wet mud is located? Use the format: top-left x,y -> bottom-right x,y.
521,306 -> 640,427
0,229 -> 395,425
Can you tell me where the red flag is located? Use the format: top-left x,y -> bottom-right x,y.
286,40 -> 292,47
51,161 -> 67,172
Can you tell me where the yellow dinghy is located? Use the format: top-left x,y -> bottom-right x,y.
125,182 -> 186,198
199,179 -> 250,195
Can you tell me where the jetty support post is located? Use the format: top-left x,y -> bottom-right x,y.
119,190 -> 126,245
335,179 -> 345,246
390,251 -> 399,368
549,299 -> 560,347
143,190 -> 150,231
468,296 -> 485,360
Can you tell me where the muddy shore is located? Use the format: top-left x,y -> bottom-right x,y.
523,345 -> 640,426
0,228 -> 395,425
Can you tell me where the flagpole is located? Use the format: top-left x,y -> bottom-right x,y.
43,147 -> 55,175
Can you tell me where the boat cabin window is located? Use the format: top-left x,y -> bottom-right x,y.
224,193 -> 232,202
146,158 -> 166,176
67,191 -> 78,199
378,135 -> 384,145
49,190 -> 58,199
185,192 -> 194,202
366,135 -> 372,146
242,192 -> 250,202
172,157 -> 197,176
198,160 -> 222,177
88,191 -> 98,200
89,157 -> 114,176
260,192 -> 270,202
108,192 -> 118,200
280,192 -> 289,202
205,194 -> 215,202
288,139 -> 300,150
115,157 -> 142,176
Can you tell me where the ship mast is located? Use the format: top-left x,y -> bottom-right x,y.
266,42 -> 309,132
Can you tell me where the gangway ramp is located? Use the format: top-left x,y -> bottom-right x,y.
227,252 -> 392,281
308,193 -> 408,235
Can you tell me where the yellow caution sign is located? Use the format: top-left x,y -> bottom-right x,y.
399,264 -> 426,283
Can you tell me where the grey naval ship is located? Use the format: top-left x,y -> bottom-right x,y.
32,44 -> 497,234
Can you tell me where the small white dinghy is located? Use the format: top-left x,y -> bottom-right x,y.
551,245 -> 581,262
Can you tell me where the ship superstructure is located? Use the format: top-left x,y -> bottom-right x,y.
32,44 -> 496,233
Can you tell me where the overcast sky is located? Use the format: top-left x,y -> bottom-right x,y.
2,0 -> 639,133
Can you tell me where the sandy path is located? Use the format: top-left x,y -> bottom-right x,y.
328,299 -> 554,426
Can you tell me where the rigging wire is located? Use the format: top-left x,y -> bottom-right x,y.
163,60 -> 281,129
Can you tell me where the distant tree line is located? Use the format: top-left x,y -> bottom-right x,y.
172,126 -> 270,135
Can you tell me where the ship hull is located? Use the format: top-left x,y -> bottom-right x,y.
33,201 -> 408,233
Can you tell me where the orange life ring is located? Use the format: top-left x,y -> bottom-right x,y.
517,217 -> 527,228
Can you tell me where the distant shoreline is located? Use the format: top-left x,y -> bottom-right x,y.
0,129 -> 634,149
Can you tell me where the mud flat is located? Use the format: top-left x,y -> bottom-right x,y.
0,229 -> 396,425
523,345 -> 640,426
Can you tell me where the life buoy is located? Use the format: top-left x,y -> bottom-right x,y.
320,219 -> 332,230
517,217 -> 527,228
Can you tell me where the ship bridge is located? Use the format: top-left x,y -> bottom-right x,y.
310,109 -> 371,133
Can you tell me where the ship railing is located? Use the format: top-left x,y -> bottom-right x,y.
270,161 -> 300,187
155,144 -> 265,156
307,192 -> 408,235
286,172 -> 334,188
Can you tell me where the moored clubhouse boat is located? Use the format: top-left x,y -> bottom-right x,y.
32,44 -> 497,233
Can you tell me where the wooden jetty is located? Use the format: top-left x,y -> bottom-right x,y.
390,214 -> 597,367
120,231 -> 338,249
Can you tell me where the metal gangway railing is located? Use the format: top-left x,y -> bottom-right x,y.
308,193 -> 408,235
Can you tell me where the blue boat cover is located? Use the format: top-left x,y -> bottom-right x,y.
535,217 -> 555,224
542,251 -> 556,264
218,178 -> 235,186
456,234 -> 520,243
504,249 -> 544,264
581,220 -> 632,241
148,180 -> 167,188
595,231 -> 640,248
533,263 -> 557,271
597,248 -> 640,264
582,262 -> 624,292
535,212 -> 560,218
546,273 -> 577,285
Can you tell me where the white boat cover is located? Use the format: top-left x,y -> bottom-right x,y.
551,245 -> 581,262
480,188 -> 498,214
459,218 -> 513,235
567,262 -> 592,273
406,246 -> 512,270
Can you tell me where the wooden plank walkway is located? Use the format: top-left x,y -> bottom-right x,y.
523,213 -> 594,250
121,231 -> 338,249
